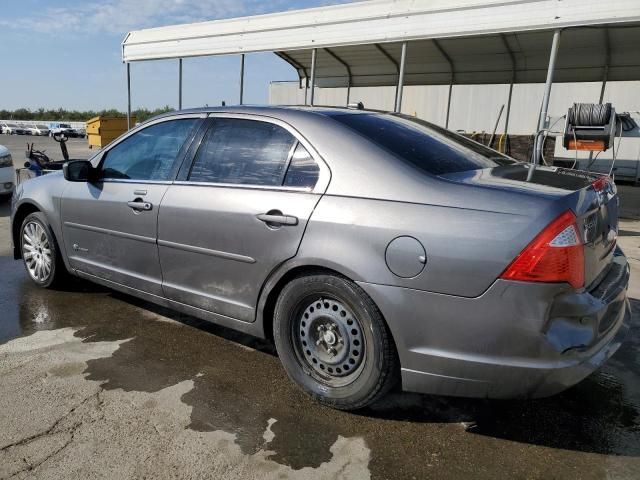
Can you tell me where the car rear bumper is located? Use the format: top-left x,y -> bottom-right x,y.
358,250 -> 631,399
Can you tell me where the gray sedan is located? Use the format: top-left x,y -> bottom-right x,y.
10,106 -> 631,410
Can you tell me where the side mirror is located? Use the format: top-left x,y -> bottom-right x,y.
63,160 -> 93,182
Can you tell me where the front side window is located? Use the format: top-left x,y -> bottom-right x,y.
189,118 -> 297,186
100,118 -> 198,181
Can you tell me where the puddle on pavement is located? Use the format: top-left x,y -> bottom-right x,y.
2,253 -> 640,478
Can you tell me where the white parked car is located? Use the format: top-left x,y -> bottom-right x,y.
49,122 -> 73,137
0,145 -> 14,199
1,123 -> 28,135
27,124 -> 51,136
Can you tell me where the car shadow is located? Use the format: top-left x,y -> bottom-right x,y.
360,297 -> 640,456
8,266 -> 640,463
103,290 -> 640,458
108,290 -> 277,355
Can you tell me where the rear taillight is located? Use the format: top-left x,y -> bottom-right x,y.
500,210 -> 584,289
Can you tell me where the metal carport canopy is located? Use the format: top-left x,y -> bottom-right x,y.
122,0 -> 640,86
121,0 -> 640,164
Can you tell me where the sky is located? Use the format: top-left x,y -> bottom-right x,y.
0,0 -> 354,112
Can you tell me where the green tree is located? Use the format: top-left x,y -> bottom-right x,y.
0,106 -> 177,123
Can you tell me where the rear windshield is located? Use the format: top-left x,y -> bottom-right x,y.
327,112 -> 516,176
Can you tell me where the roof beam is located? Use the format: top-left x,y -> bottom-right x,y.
324,47 -> 353,104
432,39 -> 454,82
324,48 -> 352,82
275,51 -> 308,88
375,44 -> 399,72
500,33 -> 516,83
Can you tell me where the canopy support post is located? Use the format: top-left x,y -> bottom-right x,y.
445,83 -> 453,129
324,48 -> 352,106
126,62 -> 131,130
309,48 -> 317,106
395,41 -> 407,113
501,34 -> 516,144
599,28 -> 610,104
433,39 -> 454,128
588,28 -> 610,168
178,58 -> 183,110
534,29 -> 561,165
504,83 -> 514,139
239,54 -> 245,105
275,52 -> 308,106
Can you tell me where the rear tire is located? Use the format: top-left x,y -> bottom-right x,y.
20,212 -> 67,288
274,273 -> 398,410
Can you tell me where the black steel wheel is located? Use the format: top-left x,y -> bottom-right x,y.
274,273 -> 398,410
293,296 -> 366,386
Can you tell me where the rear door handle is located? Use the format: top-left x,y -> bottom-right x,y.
127,200 -> 153,211
257,213 -> 298,226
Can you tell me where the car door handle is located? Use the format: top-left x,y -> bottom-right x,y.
257,212 -> 298,226
127,200 -> 153,211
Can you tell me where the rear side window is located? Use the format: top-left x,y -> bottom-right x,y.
189,118 -> 297,186
327,113 -> 515,175
100,118 -> 198,181
283,143 -> 320,188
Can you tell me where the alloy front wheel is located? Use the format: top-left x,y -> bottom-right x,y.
22,220 -> 53,283
20,212 -> 66,288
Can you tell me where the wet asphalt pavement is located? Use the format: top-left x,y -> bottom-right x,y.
0,137 -> 640,478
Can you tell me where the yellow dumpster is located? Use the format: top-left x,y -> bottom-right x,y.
86,116 -> 135,149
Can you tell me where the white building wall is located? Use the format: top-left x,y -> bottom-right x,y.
269,81 -> 640,135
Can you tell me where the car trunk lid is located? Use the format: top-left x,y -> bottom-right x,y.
440,164 -> 619,290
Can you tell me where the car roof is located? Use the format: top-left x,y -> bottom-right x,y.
150,104 -> 388,125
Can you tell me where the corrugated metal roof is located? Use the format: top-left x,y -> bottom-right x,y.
122,0 -> 640,85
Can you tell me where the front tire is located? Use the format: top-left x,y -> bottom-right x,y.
274,273 -> 398,410
20,212 -> 66,288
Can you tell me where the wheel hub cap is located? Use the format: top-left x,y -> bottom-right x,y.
296,298 -> 364,378
323,330 -> 337,346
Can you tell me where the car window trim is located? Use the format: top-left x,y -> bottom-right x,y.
171,180 -> 314,193
280,140 -> 300,186
178,112 -> 329,194
96,113 -> 207,185
175,117 -> 214,182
